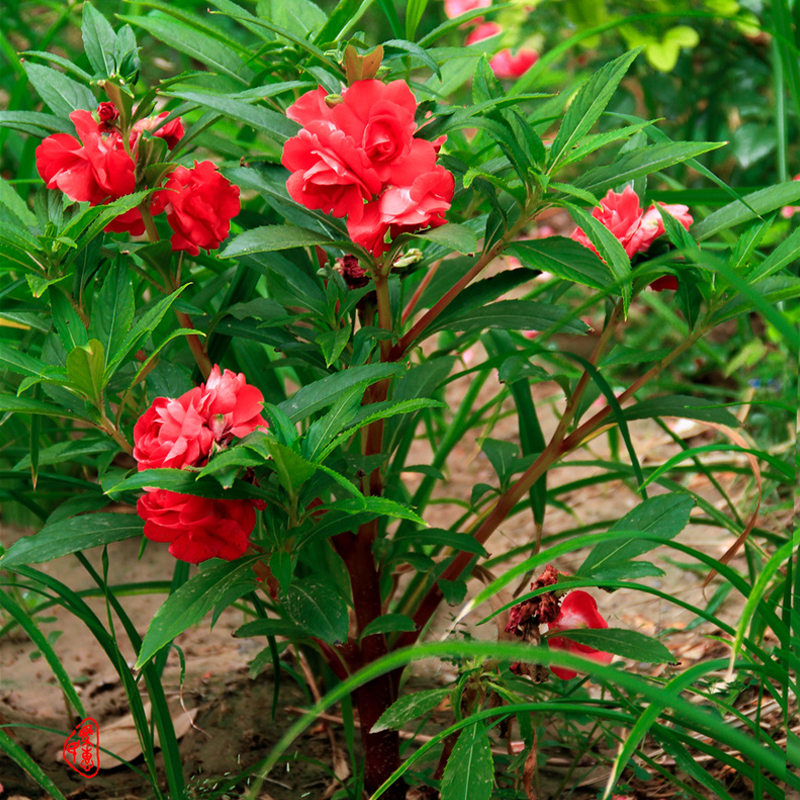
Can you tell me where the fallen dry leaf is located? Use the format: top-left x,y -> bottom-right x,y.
55,700 -> 198,770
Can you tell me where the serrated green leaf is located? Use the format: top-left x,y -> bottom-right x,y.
283,578 -> 349,645
25,62 -> 96,118
264,439 -> 317,495
371,687 -> 451,733
579,494 -> 694,575
441,722 -> 494,800
551,628 -> 675,664
136,558 -> 261,667
692,181 -> 800,241
567,203 -> 632,313
412,223 -> 477,255
0,513 -> 143,569
277,363 -> 404,423
622,395 -> 739,427
360,613 -> 417,640
507,237 -> 613,290
66,339 -> 105,404
220,224 -> 331,258
89,260 -> 135,369
318,327 -> 350,368
572,141 -> 725,198
82,2 -> 117,76
429,299 -> 590,337
549,48 -> 641,168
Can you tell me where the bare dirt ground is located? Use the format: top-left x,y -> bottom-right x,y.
0,364 -> 772,799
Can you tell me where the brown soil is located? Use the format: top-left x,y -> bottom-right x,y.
0,369 -> 769,799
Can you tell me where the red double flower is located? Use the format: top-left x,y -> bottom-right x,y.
133,366 -> 267,564
282,79 -> 454,256
36,103 -> 239,255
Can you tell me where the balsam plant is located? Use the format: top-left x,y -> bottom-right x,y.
0,2 -> 797,799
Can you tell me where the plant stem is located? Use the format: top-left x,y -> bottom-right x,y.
389,214 -> 529,360
138,204 -> 213,379
99,410 -> 133,455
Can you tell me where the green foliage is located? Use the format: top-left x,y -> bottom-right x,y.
0,0 -> 795,798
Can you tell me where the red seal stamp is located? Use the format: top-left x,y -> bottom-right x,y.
62,717 -> 99,778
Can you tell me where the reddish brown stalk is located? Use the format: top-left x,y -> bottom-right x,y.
139,204 -> 212,379
401,258 -> 441,324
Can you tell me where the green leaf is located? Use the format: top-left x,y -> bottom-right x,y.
66,339 -> 106,404
326,496 -> 426,526
567,203 -> 632,313
411,223 -> 477,255
89,260 -> 135,369
136,557 -> 261,667
0,591 -> 86,717
105,285 -> 187,379
220,224 -> 331,258
549,48 -> 641,169
622,395 -> 740,427
277,363 -> 404,422
24,62 -> 96,118
0,343 -> 48,379
283,577 -> 349,645
50,288 -> 89,351
0,110 -> 74,135
264,439 -> 317,495
82,2 -> 117,75
0,393 -> 82,420
579,494 -> 694,575
441,722 -> 494,800
572,141 -> 725,198
118,14 -> 252,83
692,181 -> 800,241
256,0 -> 326,37
0,514 -> 143,569
0,175 -> 37,228
0,728 -> 68,800
429,299 -> 590,336
169,90 -> 299,144
551,628 -> 675,664
235,617 -> 306,638
269,550 -> 294,594
317,327 -> 350,368
394,528 -> 488,557
508,237 -> 614,290
439,578 -> 468,605
371,687 -> 451,733
748,226 -> 800,281
360,614 -> 417,640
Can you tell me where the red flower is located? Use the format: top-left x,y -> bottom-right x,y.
137,489 -> 256,563
346,141 -> 454,255
36,109 -> 135,205
104,207 -> 145,236
202,365 -> 268,442
96,102 -> 119,126
133,388 -> 215,471
444,0 -> 490,18
571,188 -> 693,261
131,111 -> 185,150
649,275 -> 679,292
629,202 -> 692,256
465,23 -> 538,79
151,161 -> 240,255
571,186 -> 644,258
282,121 -> 382,222
546,590 -> 613,680
489,48 -> 538,78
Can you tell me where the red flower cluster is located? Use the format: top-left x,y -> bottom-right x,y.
36,104 -> 240,254
571,186 -> 692,291
546,590 -> 614,680
466,23 -> 539,80
133,365 -> 268,564
281,80 -> 454,256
